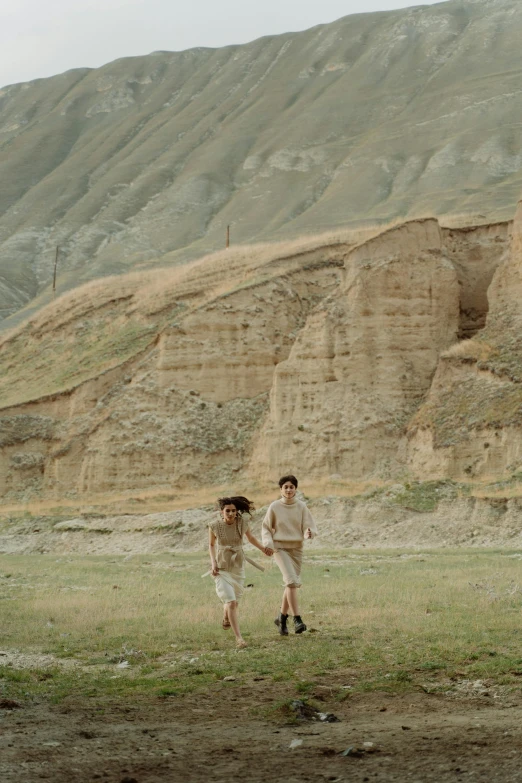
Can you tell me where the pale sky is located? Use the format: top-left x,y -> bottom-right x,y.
1,0 -> 446,89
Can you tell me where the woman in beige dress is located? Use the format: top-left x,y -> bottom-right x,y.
209,496 -> 273,648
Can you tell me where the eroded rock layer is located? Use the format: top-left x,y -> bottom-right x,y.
1,213 -> 518,504
250,220 -> 459,479
407,206 -> 522,479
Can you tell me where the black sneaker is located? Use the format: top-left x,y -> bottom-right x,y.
293,615 -> 307,634
274,613 -> 289,636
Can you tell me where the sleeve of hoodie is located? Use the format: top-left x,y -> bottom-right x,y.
302,503 -> 318,539
261,505 -> 275,548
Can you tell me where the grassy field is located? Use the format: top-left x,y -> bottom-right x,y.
1,549 -> 522,709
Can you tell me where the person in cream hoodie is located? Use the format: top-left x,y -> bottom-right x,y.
262,474 -> 317,635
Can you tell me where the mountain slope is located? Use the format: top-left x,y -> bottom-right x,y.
1,0 -> 522,325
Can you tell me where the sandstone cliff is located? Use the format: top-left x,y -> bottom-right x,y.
407,209 -> 522,480
250,220 -> 459,480
0,213 -> 516,507
2,0 -> 522,327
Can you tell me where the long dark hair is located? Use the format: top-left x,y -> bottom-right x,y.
217,496 -> 255,516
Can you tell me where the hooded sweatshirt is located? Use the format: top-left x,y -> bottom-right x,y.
261,498 -> 317,550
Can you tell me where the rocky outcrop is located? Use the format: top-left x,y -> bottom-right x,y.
442,223 -> 511,339
156,263 -> 341,403
249,220 -> 460,480
0,216 -> 515,505
407,205 -> 522,479
0,239 -> 349,501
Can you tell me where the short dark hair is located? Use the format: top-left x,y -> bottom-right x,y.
217,496 -> 255,515
278,474 -> 298,488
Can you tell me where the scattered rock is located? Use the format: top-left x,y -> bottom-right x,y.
290,700 -> 339,723
341,745 -> 379,758
53,519 -> 87,531
341,747 -> 363,758
289,739 -> 303,749
290,700 -> 317,720
318,712 -> 340,723
223,676 -> 236,682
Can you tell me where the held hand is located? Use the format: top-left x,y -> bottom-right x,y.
211,564 -> 219,576
264,547 -> 274,556
305,528 -> 313,540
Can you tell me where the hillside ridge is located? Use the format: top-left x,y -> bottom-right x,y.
2,0 -> 522,325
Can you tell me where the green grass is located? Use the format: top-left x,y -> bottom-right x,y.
0,312 -> 162,409
414,310 -> 522,447
359,480 -> 469,511
478,312 -> 522,384
426,382 -> 522,447
388,480 -> 461,511
1,550 -> 522,705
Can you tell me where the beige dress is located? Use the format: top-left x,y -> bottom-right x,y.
209,516 -> 250,604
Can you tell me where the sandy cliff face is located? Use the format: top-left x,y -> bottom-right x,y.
0,241 -> 349,501
407,208 -> 522,479
0,215 -> 516,505
156,265 -> 341,403
442,223 -> 511,339
250,221 -> 459,480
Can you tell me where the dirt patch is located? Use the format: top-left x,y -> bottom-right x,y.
0,650 -> 77,671
1,678 -> 522,782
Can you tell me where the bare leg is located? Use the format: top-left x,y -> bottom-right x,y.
281,587 -> 300,615
226,600 -> 245,645
285,586 -> 300,616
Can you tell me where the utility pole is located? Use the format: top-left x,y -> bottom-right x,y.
52,246 -> 59,298
226,225 -> 230,249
